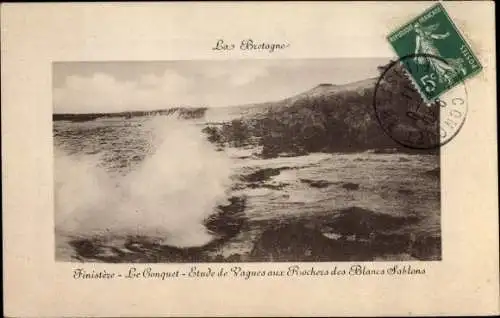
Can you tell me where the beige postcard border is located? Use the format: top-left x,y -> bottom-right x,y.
2,2 -> 498,316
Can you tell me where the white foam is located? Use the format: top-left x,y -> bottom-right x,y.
54,116 -> 234,248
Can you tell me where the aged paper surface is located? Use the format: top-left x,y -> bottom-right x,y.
2,1 -> 498,316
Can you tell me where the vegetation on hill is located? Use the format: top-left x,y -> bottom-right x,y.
203,60 -> 439,158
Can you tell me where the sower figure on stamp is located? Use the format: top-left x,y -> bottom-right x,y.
413,23 -> 466,87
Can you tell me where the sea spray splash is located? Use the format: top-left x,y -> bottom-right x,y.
55,116 -> 234,247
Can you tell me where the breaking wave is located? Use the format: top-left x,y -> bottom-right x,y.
54,116 -> 234,247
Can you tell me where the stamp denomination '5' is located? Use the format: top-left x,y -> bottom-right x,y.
387,2 -> 482,101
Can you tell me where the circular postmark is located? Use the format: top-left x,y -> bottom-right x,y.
373,54 -> 468,149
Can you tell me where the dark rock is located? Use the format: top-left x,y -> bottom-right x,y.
240,167 -> 288,183
70,238 -> 100,259
399,157 -> 411,162
213,254 -> 225,262
373,148 -> 399,154
249,222 -> 376,262
261,183 -> 289,190
425,167 -> 440,178
324,207 -> 421,239
205,196 -> 247,241
370,233 -> 412,255
246,182 -> 289,190
341,182 -> 360,190
397,188 -> 414,195
300,178 -> 333,188
70,237 -> 152,263
250,222 -> 330,261
410,235 -> 441,260
202,126 -> 224,145
154,244 -> 210,263
226,253 -> 242,262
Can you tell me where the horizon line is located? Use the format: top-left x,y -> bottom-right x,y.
53,76 -> 379,116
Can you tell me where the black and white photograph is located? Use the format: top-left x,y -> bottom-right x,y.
54,58 -> 441,263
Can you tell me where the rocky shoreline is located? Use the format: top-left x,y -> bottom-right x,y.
65,158 -> 440,263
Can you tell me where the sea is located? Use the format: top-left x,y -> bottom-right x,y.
54,108 -> 441,263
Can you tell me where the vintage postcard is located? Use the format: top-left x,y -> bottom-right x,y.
2,2 -> 498,317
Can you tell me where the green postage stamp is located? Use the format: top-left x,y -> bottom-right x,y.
387,2 -> 482,101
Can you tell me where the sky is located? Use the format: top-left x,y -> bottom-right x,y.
53,58 -> 388,114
